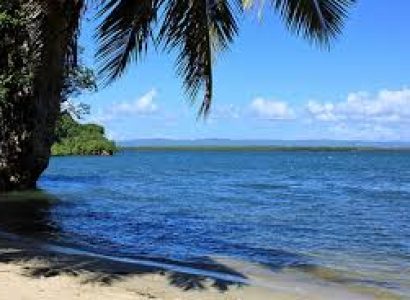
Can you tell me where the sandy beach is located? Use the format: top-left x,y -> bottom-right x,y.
0,233 -> 404,300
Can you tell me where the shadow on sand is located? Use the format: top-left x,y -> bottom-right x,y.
0,190 -> 248,294
0,190 -> 320,296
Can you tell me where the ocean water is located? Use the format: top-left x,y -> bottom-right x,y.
1,150 -> 409,297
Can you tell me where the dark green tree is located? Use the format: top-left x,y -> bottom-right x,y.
52,114 -> 116,156
53,55 -> 116,156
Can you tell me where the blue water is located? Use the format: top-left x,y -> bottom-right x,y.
1,150 -> 410,295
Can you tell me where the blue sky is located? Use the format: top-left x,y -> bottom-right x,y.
76,0 -> 410,141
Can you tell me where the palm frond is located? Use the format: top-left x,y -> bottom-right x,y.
159,0 -> 238,116
246,0 -> 356,45
95,0 -> 161,83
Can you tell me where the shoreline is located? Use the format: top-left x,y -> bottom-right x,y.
0,231 -> 404,299
0,232 -> 248,300
119,146 -> 410,152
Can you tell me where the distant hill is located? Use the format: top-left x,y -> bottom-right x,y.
118,138 -> 410,149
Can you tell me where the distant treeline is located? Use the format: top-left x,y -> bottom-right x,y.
52,114 -> 117,156
121,146 -> 410,152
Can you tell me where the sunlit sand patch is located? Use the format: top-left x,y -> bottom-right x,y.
301,251 -> 410,299
210,256 -> 401,300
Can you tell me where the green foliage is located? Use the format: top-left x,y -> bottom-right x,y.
0,1 -> 32,105
1,2 -> 106,157
60,49 -> 97,120
52,114 -> 117,156
62,49 -> 98,103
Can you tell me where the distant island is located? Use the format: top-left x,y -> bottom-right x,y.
124,146 -> 373,152
118,138 -> 410,151
52,114 -> 117,156
122,145 -> 410,152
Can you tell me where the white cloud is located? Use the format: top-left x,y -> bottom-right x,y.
307,88 -> 410,123
87,87 -> 410,141
306,101 -> 338,121
109,89 -> 158,116
249,97 -> 295,120
91,89 -> 159,123
305,88 -> 410,141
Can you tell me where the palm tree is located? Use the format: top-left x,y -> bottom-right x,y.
0,0 -> 355,191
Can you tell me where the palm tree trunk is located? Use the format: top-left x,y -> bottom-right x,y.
0,0 -> 82,191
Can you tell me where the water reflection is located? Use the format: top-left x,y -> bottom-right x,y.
0,190 -> 59,237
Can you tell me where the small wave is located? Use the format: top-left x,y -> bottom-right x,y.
238,183 -> 290,190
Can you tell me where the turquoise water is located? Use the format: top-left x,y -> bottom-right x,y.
1,150 -> 409,296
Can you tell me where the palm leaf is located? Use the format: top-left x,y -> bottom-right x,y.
263,0 -> 356,44
96,0 -> 161,83
159,0 -> 238,116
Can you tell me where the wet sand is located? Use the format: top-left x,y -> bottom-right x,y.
0,235 -> 404,300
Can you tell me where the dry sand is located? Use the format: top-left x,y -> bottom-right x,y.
0,236 -> 403,300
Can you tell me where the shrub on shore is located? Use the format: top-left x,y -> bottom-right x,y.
52,114 -> 116,156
